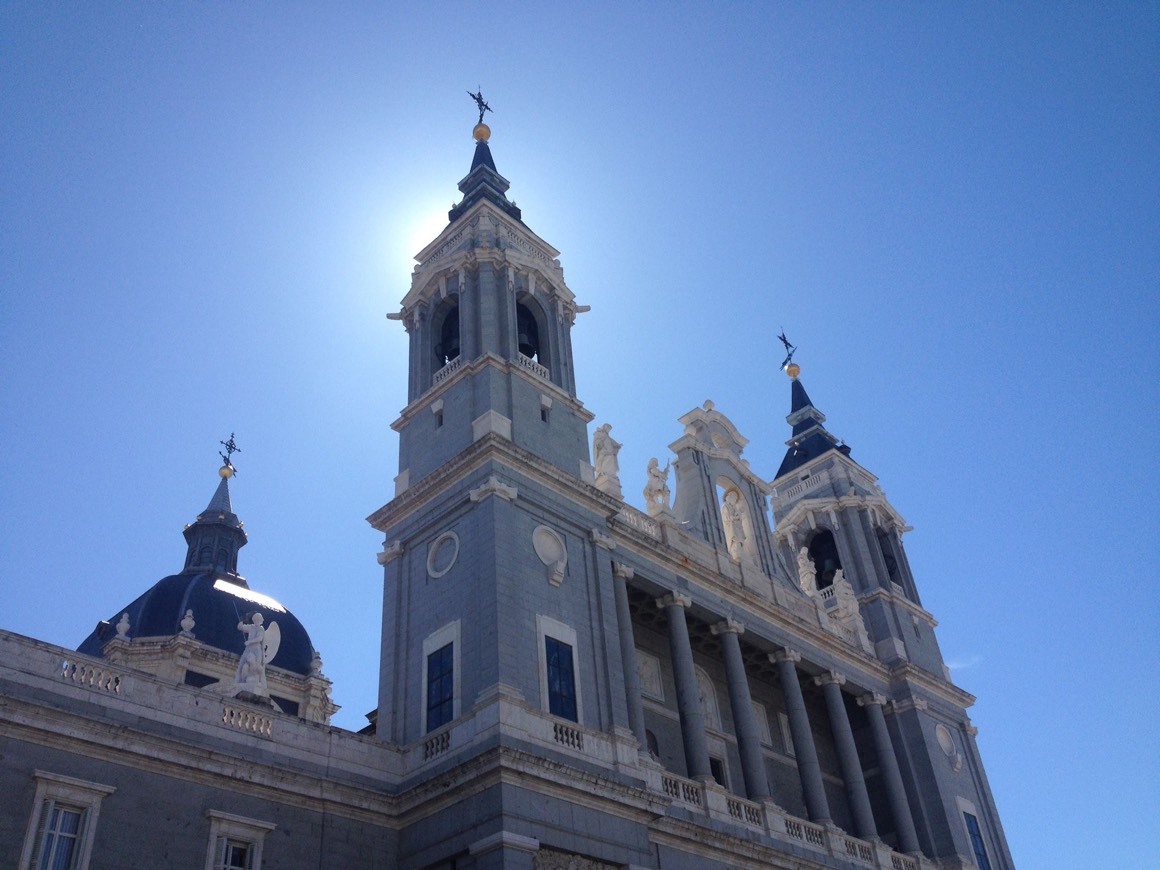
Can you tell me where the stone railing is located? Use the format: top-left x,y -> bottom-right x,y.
613,506 -> 660,540
777,471 -> 827,502
552,721 -> 584,751
516,353 -> 550,381
60,659 -> 122,694
433,356 -> 462,385
222,703 -> 273,737
727,795 -> 764,828
424,729 -> 451,760
660,773 -> 704,808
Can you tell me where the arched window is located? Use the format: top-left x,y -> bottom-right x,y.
694,665 -> 722,732
435,304 -> 460,367
516,302 -> 541,362
807,529 -> 842,590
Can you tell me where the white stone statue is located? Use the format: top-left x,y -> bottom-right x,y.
115,612 -> 130,640
592,423 -> 623,498
797,547 -> 817,594
643,458 -> 671,516
722,489 -> 746,560
235,612 -> 270,697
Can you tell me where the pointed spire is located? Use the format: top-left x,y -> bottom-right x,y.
775,363 -> 847,480
448,106 -> 522,223
182,448 -> 248,578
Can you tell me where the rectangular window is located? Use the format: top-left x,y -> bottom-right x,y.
426,642 -> 455,732
204,810 -> 274,870
545,636 -> 577,721
778,712 -> 796,757
20,771 -> 114,870
709,756 -> 727,788
216,838 -> 254,870
963,812 -> 992,870
32,801 -> 85,870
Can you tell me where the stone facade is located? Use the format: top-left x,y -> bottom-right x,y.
0,125 -> 1012,870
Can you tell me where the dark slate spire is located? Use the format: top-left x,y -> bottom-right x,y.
182,464 -> 248,579
775,365 -> 849,479
448,121 -> 522,223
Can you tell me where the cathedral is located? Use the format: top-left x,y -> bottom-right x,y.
0,115 -> 1012,870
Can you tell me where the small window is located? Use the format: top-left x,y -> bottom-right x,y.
778,712 -> 796,757
421,621 -> 460,735
205,811 -> 275,870
963,812 -> 992,870
545,636 -> 577,721
217,838 -> 254,870
709,756 -> 727,788
426,643 -> 455,731
645,729 -> 660,759
19,771 -> 114,870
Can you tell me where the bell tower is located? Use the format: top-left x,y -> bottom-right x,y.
387,119 -> 592,495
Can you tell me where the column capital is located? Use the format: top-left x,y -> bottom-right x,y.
889,696 -> 929,715
813,670 -> 846,688
377,540 -> 404,565
612,561 -> 635,580
711,618 -> 745,636
857,691 -> 888,708
771,648 -> 801,664
656,591 -> 691,610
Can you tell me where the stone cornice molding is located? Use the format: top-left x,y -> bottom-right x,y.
590,528 -> 616,550
890,696 -> 929,715
468,474 -> 518,503
390,352 -> 593,433
813,671 -> 847,688
377,540 -> 404,565
468,831 -> 539,856
858,587 -> 937,626
710,618 -> 745,636
656,592 -> 692,610
774,493 -> 908,542
887,662 -> 977,710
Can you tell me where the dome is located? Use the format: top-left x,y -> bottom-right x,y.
78,569 -> 316,676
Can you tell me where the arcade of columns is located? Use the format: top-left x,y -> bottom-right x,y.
611,563 -> 921,854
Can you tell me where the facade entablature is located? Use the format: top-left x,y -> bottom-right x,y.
858,586 -> 938,628
401,200 -> 567,309
368,430 -> 613,535
389,352 -> 592,435
773,493 -> 909,544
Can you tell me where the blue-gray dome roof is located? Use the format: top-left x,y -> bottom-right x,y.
78,569 -> 316,676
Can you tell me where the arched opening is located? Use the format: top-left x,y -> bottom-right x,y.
807,529 -> 842,590
434,304 -> 460,368
516,302 -> 541,362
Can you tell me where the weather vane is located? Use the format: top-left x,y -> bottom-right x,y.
777,331 -> 797,371
468,88 -> 492,125
219,433 -> 241,474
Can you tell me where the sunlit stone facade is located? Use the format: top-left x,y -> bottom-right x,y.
0,125 -> 1011,870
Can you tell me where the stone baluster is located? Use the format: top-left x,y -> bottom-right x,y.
658,592 -> 711,780
713,619 -> 770,800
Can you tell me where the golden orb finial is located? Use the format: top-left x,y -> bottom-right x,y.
785,362 -> 801,379
473,122 -> 491,142
218,464 -> 234,479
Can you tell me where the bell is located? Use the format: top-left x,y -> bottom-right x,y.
518,332 -> 535,358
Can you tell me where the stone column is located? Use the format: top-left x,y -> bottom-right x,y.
713,619 -> 770,800
816,672 -> 877,839
613,563 -> 648,749
658,592 -> 711,780
772,650 -> 831,823
859,693 -> 921,854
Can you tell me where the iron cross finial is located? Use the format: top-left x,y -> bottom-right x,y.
468,89 -> 492,125
777,331 -> 797,371
219,433 -> 241,474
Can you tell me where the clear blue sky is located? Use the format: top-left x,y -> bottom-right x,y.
2,4 -> 1157,867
